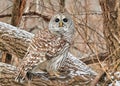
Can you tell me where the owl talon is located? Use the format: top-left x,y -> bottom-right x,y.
48,74 -> 67,80
26,71 -> 33,80
15,76 -> 25,83
48,71 -> 67,79
49,71 -> 60,77
54,73 -> 67,79
53,72 -> 59,77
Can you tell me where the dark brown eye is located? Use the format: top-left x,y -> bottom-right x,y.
63,18 -> 68,22
55,18 -> 59,22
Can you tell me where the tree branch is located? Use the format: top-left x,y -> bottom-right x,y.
0,53 -> 97,86
0,11 -> 50,22
0,22 -> 34,59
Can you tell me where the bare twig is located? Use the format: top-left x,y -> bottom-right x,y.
0,11 -> 50,22
90,70 -> 105,86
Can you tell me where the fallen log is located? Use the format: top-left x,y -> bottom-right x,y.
0,53 -> 97,86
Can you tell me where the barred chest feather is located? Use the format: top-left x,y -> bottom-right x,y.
20,29 -> 67,71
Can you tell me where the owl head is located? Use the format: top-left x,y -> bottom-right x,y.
49,13 -> 75,43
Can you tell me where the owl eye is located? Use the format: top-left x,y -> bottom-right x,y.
63,18 -> 68,22
55,18 -> 60,22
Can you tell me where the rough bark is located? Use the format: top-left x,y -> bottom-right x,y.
0,56 -> 97,86
0,58 -> 95,86
59,0 -> 65,12
0,22 -> 34,59
11,0 -> 26,26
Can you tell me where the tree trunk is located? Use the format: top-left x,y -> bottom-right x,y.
59,0 -> 65,12
11,0 -> 26,26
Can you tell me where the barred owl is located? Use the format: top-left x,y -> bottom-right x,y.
15,13 -> 74,82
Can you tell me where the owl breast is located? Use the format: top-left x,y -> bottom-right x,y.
20,29 -> 67,71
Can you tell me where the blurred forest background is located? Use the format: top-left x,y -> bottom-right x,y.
0,0 -> 120,86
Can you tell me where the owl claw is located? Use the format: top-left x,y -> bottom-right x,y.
48,71 -> 67,80
48,75 -> 67,80
15,72 -> 33,83
26,71 -> 33,80
15,76 -> 25,83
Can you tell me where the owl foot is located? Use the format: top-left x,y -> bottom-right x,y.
15,71 -> 33,83
48,71 -> 67,80
48,71 -> 60,77
26,71 -> 33,80
15,75 -> 25,83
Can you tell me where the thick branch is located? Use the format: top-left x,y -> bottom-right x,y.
0,22 -> 34,59
80,52 -> 109,64
0,53 -> 97,86
0,11 -> 50,22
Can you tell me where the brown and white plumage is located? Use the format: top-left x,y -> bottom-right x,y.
15,13 -> 75,82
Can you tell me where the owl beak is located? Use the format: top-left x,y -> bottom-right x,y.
59,21 -> 63,27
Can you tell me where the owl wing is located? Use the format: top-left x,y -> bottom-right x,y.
15,29 -> 66,82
